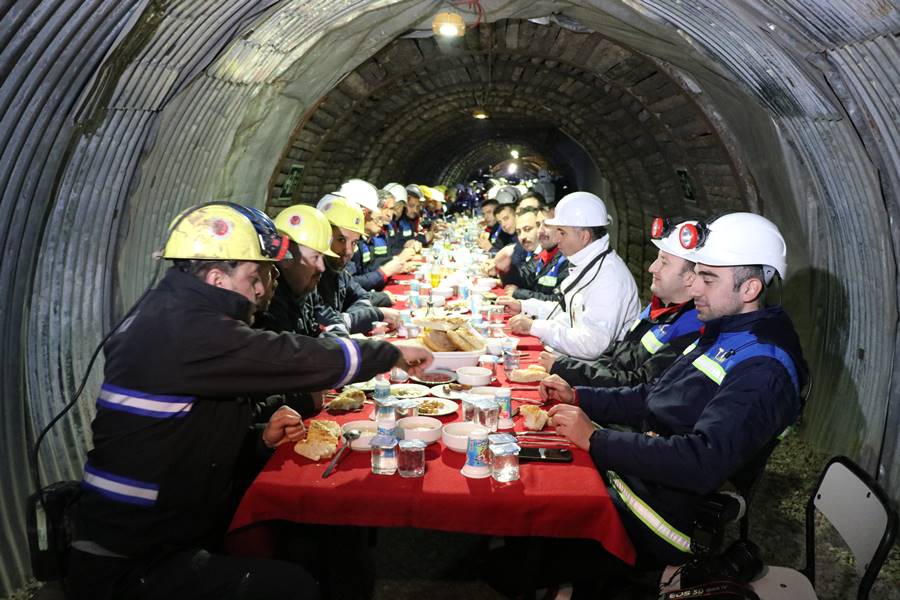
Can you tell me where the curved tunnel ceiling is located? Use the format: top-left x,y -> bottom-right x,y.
270,22 -> 746,237
2,1 -> 899,595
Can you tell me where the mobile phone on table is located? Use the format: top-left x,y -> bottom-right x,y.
518,447 -> 573,463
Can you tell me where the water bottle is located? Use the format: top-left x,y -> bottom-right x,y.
374,374 -> 391,402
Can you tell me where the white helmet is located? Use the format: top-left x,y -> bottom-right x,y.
544,192 -> 610,227
316,192 -> 344,210
680,212 -> 787,283
338,179 -> 379,212
383,182 -> 407,203
650,218 -> 698,262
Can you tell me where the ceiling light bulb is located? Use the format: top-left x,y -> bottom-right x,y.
508,163 -> 518,174
472,107 -> 488,119
433,12 -> 465,38
510,150 -> 519,159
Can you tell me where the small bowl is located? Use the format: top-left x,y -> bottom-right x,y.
430,295 -> 446,308
432,286 -> 454,299
456,366 -> 493,386
476,277 -> 500,289
397,416 -> 443,444
442,422 -> 489,453
342,420 -> 379,451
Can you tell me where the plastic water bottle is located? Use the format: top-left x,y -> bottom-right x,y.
374,374 -> 391,402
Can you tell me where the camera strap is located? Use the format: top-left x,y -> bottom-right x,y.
660,580 -> 760,600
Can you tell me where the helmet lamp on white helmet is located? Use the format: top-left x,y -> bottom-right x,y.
679,212 -> 787,284
544,191 -> 610,227
650,217 -> 698,262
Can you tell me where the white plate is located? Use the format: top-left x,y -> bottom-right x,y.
346,377 -> 378,392
430,384 -> 468,400
390,383 -> 431,399
416,398 -> 459,417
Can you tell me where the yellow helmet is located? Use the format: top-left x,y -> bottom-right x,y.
273,205 -> 338,257
317,196 -> 365,235
162,203 -> 290,262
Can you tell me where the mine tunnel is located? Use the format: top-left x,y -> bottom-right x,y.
1,0 -> 899,597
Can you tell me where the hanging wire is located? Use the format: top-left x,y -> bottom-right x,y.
449,0 -> 485,27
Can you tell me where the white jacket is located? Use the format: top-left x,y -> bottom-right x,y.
521,237 -> 640,361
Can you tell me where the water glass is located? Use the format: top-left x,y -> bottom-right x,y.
370,435 -> 398,475
461,394 -> 477,422
398,439 -> 426,478
491,442 -> 520,482
475,399 -> 500,433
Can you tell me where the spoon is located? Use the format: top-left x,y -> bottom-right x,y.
322,429 -> 360,479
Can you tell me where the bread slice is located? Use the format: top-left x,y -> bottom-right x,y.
294,420 -> 341,460
520,405 -> 549,431
328,389 -> 365,411
509,364 -> 550,383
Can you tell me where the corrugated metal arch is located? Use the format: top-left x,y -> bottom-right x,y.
1,0 -> 899,596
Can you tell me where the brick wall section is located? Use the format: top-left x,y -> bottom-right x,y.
269,19 -> 747,296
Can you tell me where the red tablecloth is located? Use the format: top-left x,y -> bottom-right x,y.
226,271 -> 634,565
228,381 -> 635,565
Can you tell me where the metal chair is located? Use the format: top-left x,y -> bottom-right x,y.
750,455 -> 898,600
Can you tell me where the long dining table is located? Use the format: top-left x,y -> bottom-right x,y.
226,270 -> 636,566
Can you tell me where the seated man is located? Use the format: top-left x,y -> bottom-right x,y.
399,184 -> 432,248
495,206 -> 543,288
542,212 -> 808,569
498,205 -> 571,303
506,204 -> 570,302
68,203 -> 432,600
255,205 -> 346,416
490,202 -> 518,252
477,198 -> 500,251
541,218 -> 702,387
316,196 -> 400,334
348,188 -> 414,294
257,205 -> 346,339
501,192 -> 640,362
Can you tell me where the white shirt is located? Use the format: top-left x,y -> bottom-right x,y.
521,236 -> 640,361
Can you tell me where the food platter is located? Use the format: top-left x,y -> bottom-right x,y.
409,369 -> 457,386
415,398 -> 459,417
389,383 -> 431,399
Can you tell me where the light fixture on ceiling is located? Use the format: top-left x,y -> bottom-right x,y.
472,107 -> 489,119
507,162 -> 518,175
510,149 -> 519,159
433,11 -> 465,37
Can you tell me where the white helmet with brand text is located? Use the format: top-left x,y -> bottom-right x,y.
650,217 -> 698,262
679,212 -> 786,284
544,191 -> 610,227
338,179 -> 379,212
